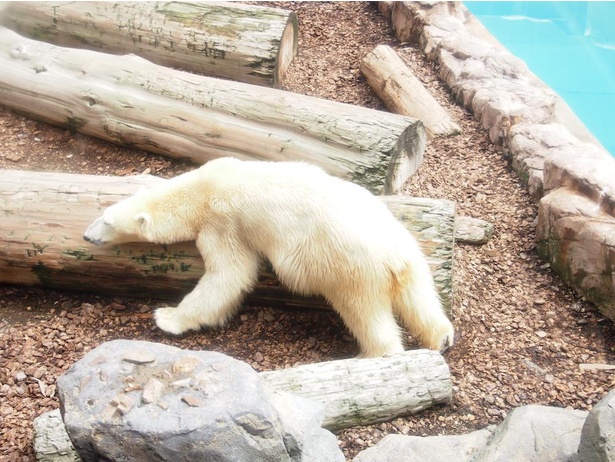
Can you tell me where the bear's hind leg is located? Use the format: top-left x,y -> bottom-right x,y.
155,235 -> 260,335
328,294 -> 405,358
391,262 -> 454,352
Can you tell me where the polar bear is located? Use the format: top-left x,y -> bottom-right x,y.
84,158 -> 453,357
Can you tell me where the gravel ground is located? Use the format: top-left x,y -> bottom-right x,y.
1,3 -> 613,461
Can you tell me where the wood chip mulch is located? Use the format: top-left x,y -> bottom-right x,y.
0,3 -> 613,461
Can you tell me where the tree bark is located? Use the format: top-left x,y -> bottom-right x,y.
0,27 -> 425,194
2,1 -> 298,88
361,45 -> 461,138
261,349 -> 451,430
0,169 -> 455,315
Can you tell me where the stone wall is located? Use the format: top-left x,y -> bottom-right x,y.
387,1 -> 615,322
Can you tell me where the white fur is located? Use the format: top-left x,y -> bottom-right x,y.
84,158 -> 454,357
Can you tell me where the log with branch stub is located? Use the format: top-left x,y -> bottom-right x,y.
361,44 -> 461,138
0,169 -> 455,316
1,1 -> 298,88
0,27 -> 425,195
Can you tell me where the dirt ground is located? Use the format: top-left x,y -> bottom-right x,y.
0,3 -> 613,461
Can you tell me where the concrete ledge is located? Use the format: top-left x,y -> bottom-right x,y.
387,1 -> 615,322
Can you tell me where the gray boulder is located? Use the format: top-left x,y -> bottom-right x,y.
353,427 -> 495,462
577,389 -> 615,462
56,340 -> 343,462
472,405 -> 588,462
33,408 -> 80,462
354,404 -> 589,462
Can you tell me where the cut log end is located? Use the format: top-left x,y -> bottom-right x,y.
385,119 -> 427,194
275,12 -> 299,86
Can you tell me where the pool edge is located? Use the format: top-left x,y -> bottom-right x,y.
462,3 -> 608,152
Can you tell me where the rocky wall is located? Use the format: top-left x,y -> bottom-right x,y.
387,1 -> 615,322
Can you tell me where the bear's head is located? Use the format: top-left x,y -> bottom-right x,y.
83,193 -> 154,246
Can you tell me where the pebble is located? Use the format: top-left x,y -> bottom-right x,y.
263,312 -> 276,323
181,394 -> 204,407
171,378 -> 191,389
142,378 -> 164,404
172,356 -> 200,375
122,350 -> 156,364
6,151 -> 24,162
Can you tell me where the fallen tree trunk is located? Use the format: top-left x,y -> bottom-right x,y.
261,349 -> 452,430
361,45 -> 461,138
34,349 -> 451,459
0,169 -> 455,315
2,1 -> 298,88
0,27 -> 425,195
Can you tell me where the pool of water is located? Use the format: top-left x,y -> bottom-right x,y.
464,1 -> 615,156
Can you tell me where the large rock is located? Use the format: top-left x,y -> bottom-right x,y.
33,408 -> 80,462
472,405 -> 587,462
505,123 -> 581,200
533,107 -> 615,324
537,188 -> 615,322
578,389 -> 615,462
455,216 -> 494,245
56,340 -> 343,462
353,404 -> 588,462
353,427 -> 495,462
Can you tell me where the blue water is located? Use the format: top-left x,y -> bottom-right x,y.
464,2 -> 615,156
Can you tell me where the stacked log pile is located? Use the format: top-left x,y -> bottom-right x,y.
0,5 -> 461,452
0,25 -> 425,195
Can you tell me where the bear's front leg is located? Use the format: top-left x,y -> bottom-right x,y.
155,233 -> 260,335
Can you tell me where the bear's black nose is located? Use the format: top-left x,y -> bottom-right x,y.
83,235 -> 103,246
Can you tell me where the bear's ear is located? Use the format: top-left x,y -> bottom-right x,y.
135,212 -> 152,229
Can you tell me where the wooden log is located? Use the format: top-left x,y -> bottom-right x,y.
361,45 -> 461,138
261,349 -> 451,430
0,27 -> 425,195
1,1 -> 298,88
33,349 -> 451,460
0,169 -> 455,316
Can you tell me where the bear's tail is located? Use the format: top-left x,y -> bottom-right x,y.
390,259 -> 454,351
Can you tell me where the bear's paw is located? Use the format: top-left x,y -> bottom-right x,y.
154,307 -> 190,335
